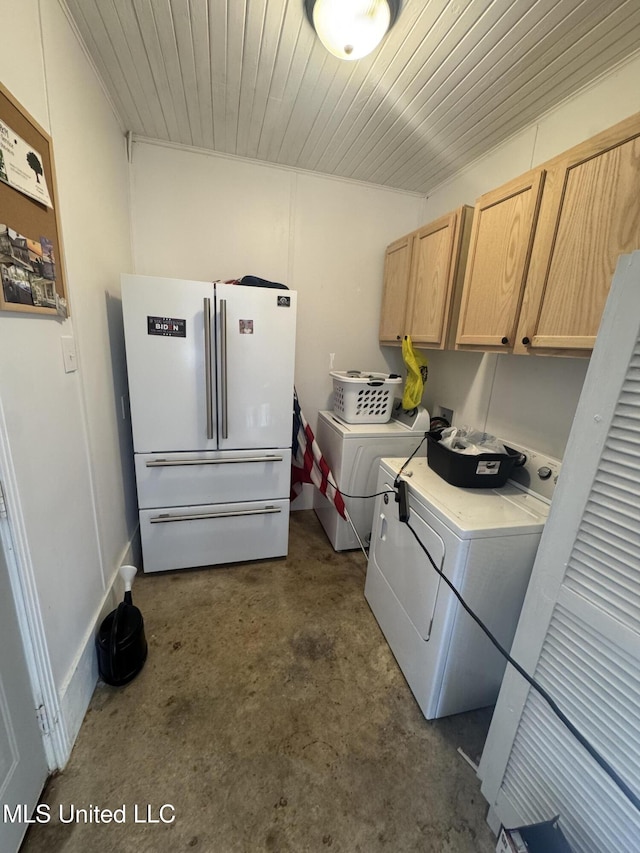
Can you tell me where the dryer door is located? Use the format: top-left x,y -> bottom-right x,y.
370,490 -> 444,640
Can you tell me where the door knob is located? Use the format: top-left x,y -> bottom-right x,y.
501,336 -> 509,345
522,336 -> 531,345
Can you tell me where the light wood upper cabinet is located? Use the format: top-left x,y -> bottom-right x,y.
456,169 -> 545,349
514,113 -> 640,355
406,207 -> 473,347
379,233 -> 413,343
379,205 -> 473,349
456,111 -> 640,356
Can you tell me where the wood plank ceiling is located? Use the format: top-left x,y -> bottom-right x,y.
64,0 -> 640,194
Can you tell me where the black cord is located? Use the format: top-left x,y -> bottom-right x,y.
402,514 -> 640,815
393,433 -> 429,487
329,435 -> 428,501
336,488 -> 395,499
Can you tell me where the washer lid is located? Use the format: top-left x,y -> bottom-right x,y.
318,410 -> 422,438
380,457 -> 549,537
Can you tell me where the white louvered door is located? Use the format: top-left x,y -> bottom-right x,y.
478,252 -> 640,852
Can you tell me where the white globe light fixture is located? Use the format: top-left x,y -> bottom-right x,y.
304,0 -> 401,61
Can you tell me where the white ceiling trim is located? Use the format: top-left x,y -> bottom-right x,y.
130,133 -> 427,197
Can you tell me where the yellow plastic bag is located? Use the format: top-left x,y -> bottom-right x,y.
401,335 -> 428,410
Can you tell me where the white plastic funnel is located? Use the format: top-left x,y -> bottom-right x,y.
120,564 -> 137,592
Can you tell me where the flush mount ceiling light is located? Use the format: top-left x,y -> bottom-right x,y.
304,0 -> 401,61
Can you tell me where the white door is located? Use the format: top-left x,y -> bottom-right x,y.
216,284 -> 296,450
0,535 -> 49,853
122,274 -> 218,452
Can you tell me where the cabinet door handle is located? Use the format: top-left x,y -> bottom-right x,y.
501,336 -> 509,345
146,455 -> 283,468
396,335 -> 401,341
522,336 -> 531,345
150,506 -> 281,524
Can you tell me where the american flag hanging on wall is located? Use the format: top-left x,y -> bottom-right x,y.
291,388 -> 347,519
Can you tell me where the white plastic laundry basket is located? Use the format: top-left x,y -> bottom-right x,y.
331,371 -> 402,424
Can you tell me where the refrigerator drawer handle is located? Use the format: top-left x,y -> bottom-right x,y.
145,455 -> 284,467
150,506 -> 282,524
220,297 -> 228,440
204,297 -> 214,440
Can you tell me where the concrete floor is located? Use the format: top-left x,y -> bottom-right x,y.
22,511 -> 496,853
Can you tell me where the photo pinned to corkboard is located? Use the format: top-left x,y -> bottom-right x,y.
0,82 -> 68,317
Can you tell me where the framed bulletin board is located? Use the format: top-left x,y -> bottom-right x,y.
0,81 -> 68,317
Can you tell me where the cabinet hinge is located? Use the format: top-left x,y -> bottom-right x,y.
0,480 -> 6,519
36,704 -> 51,735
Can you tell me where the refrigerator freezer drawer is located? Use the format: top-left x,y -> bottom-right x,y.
135,449 -> 292,508
139,499 -> 290,573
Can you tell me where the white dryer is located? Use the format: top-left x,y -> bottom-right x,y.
365,445 -> 560,719
313,406 -> 430,551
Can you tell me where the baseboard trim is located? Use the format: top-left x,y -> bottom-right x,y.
56,529 -> 140,764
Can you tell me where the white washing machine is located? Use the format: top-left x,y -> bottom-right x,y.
313,405 -> 430,551
364,443 -> 560,719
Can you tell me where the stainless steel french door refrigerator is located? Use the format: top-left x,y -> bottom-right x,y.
121,274 -> 297,573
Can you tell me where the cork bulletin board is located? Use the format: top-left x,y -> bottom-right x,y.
0,81 -> 68,317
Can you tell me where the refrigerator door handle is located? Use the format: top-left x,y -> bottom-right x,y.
204,297 -> 214,440
150,506 -> 282,524
146,455 -> 284,467
220,299 -> 229,438
220,298 -> 228,439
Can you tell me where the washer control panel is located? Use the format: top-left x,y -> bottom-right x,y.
501,440 -> 562,504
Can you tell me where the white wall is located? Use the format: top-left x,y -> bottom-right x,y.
130,140 -> 424,439
0,0 -> 134,754
417,50 -> 640,459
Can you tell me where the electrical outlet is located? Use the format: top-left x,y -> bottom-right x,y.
439,406 -> 454,424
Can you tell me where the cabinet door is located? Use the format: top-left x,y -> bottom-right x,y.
456,169 -> 545,350
515,114 -> 640,354
379,233 -> 413,343
406,209 -> 462,348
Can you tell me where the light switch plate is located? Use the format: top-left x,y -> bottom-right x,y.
61,335 -> 78,373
